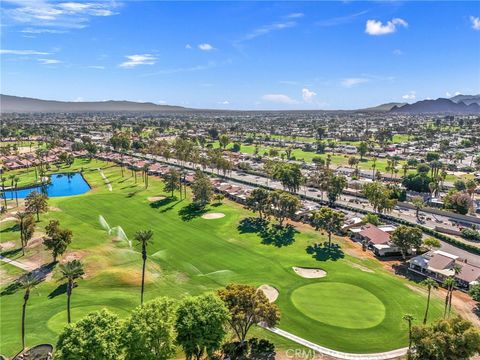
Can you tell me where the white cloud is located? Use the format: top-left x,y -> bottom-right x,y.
218,100 -> 230,105
446,91 -> 461,97
316,10 -> 368,27
286,13 -> 304,19
402,91 -> 416,100
157,100 -> 167,105
21,28 -> 66,34
73,97 -> 84,102
185,44 -> 192,49
470,16 -> 480,30
0,49 -> 49,55
87,65 -> 105,69
365,18 -> 408,35
241,21 -> 296,42
3,1 -> 119,29
38,58 -> 61,64
119,54 -> 156,68
341,78 -> 369,88
262,94 -> 298,104
393,49 -> 403,56
198,43 -> 214,51
302,88 -> 317,103
142,61 -> 219,76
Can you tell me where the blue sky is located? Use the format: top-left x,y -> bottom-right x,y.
1,1 -> 479,110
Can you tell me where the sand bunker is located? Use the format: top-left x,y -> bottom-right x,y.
201,213 -> 225,219
258,284 -> 279,302
292,266 -> 327,278
148,196 -> 166,202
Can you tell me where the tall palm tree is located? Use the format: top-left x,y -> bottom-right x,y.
371,157 -> 377,181
1,176 -> 7,208
19,273 -> 40,350
447,265 -> 461,317
59,260 -> 85,323
134,229 -> 154,304
443,277 -> 455,318
402,314 -> 415,350
8,174 -> 15,200
14,176 -> 19,207
421,278 -> 438,324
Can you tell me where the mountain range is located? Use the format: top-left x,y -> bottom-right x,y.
0,94 -> 188,113
1,94 -> 479,114
389,97 -> 480,114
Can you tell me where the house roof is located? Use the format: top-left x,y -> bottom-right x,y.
359,224 -> 390,245
428,253 -> 455,271
456,262 -> 480,283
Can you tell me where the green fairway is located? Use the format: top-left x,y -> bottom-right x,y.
291,282 -> 386,329
0,159 -> 444,356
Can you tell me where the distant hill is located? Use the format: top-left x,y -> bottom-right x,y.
449,94 -> 480,106
0,94 -> 190,113
390,98 -> 480,114
359,102 -> 407,112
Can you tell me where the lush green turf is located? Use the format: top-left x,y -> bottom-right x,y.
0,159 -> 444,356
291,282 -> 386,329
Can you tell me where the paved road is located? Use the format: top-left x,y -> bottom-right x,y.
262,326 -> 408,360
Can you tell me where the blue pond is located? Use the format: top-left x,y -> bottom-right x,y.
3,173 -> 90,199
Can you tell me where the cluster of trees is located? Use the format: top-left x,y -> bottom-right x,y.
407,316 -> 480,360
246,188 -> 300,226
55,284 -> 279,360
362,182 -> 398,214
443,189 -> 474,215
308,169 -> 347,205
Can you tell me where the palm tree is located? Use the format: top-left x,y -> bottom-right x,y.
447,265 -> 461,317
14,176 -> 19,207
59,260 -> 85,323
402,314 -> 415,350
1,176 -> 7,208
19,273 -> 40,350
8,174 -> 15,200
134,229 -> 154,304
443,277 -> 455,318
421,278 -> 438,324
371,157 -> 377,181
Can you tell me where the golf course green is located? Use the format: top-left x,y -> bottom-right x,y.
0,158 -> 444,357
291,282 -> 386,329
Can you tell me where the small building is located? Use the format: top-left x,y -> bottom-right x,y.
409,250 -> 480,290
350,224 -> 400,257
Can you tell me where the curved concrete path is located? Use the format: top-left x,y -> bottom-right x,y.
261,325 -> 408,360
0,255 -> 34,271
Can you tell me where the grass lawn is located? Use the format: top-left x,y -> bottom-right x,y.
0,159 -> 444,356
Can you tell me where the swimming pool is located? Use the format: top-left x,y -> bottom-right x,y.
3,173 -> 90,199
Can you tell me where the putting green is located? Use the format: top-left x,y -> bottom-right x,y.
291,282 -> 386,329
47,305 -> 130,333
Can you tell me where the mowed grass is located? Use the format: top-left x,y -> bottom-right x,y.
0,159 -> 444,356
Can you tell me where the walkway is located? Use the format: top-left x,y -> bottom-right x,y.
98,168 -> 112,191
261,326 -> 408,360
0,255 -> 34,271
